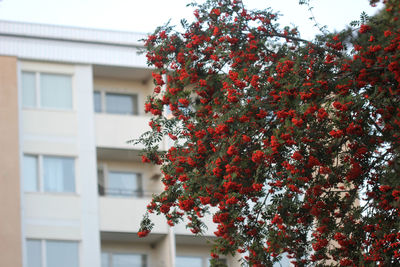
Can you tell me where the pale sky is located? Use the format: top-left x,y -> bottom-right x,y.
0,0 -> 381,40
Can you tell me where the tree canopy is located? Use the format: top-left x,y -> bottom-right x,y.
136,0 -> 400,266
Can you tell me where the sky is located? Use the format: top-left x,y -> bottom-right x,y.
0,0 -> 382,40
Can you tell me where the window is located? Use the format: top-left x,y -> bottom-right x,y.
101,252 -> 146,267
105,93 -> 136,115
22,154 -> 75,193
94,91 -> 102,112
93,91 -> 138,115
105,171 -> 142,197
23,155 -> 38,192
176,256 -> 227,267
26,239 -> 79,267
273,253 -> 290,267
43,156 -> 75,193
22,72 -> 36,107
40,73 -> 72,109
21,71 -> 72,109
176,256 -> 203,267
26,240 -> 41,267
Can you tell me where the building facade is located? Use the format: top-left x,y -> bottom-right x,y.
0,20 -> 244,267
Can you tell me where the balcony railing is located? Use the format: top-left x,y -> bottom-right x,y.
98,185 -> 156,198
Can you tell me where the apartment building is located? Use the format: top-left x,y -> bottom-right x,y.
0,20 -> 244,267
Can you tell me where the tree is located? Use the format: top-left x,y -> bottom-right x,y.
136,0 -> 400,265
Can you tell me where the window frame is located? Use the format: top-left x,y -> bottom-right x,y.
21,71 -> 74,111
22,154 -> 76,194
26,239 -> 80,267
93,89 -> 139,115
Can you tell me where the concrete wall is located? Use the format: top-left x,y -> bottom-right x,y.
75,64 -> 101,267
24,194 -> 81,240
0,56 -> 22,267
20,61 -> 101,266
22,110 -> 78,156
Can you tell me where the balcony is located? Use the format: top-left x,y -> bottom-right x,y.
95,113 -> 152,150
98,195 -> 168,234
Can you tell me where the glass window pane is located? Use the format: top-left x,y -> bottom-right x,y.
40,73 -> 72,109
101,252 -> 109,267
105,93 -> 136,115
26,240 -> 42,267
46,241 -> 79,267
43,156 -> 75,193
176,256 -> 202,267
112,254 -> 143,267
273,253 -> 290,267
107,172 -> 139,197
22,72 -> 36,107
98,168 -> 105,196
23,155 -> 38,192
94,91 -> 101,112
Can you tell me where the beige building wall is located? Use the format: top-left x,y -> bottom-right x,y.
0,56 -> 22,267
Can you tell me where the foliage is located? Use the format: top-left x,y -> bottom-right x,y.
136,0 -> 400,266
